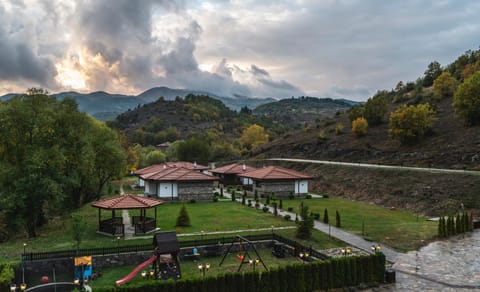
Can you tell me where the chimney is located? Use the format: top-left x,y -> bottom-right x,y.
163,164 -> 166,169
194,161 -> 197,168
242,163 -> 246,171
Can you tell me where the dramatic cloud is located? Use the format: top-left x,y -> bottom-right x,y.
1,0 -> 479,100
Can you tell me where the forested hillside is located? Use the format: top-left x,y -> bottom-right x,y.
253,96 -> 354,130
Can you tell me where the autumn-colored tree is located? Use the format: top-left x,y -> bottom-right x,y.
433,71 -> 457,99
453,70 -> 480,125
240,124 -> 269,149
461,60 -> 480,80
388,103 -> 436,144
351,117 -> 368,137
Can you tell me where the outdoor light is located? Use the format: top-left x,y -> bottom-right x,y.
371,244 -> 381,253
20,283 -> 27,291
198,263 -> 210,277
74,278 -> 80,285
149,270 -> 155,277
341,247 -> 352,257
10,284 -> 16,291
23,243 -> 27,255
141,270 -> 147,278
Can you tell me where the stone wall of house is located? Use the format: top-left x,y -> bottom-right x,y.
255,181 -> 295,197
178,182 -> 214,201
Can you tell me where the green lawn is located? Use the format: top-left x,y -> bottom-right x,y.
277,196 -> 437,252
1,198 -> 301,261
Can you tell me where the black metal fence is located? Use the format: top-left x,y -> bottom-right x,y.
22,233 -> 328,262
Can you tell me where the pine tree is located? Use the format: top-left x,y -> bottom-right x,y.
335,210 -> 341,227
176,204 -> 191,227
323,208 -> 329,224
296,202 -> 312,239
279,199 -> 283,209
456,213 -> 462,234
266,195 -> 270,205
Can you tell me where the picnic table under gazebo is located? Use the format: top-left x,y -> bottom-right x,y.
91,194 -> 164,236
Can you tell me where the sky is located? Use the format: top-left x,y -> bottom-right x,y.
0,0 -> 479,101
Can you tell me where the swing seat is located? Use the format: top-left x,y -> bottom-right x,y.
237,255 -> 244,261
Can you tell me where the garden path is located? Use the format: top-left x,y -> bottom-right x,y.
119,184 -> 135,239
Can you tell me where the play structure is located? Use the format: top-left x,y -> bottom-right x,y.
74,256 -> 92,284
116,231 -> 181,286
219,235 -> 268,272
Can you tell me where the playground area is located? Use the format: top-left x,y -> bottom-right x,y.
19,232 -> 326,290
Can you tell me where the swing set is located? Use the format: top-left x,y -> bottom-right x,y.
219,235 -> 268,272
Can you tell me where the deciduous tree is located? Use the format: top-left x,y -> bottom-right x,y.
453,70 -> 480,125
239,124 -> 269,149
351,117 -> 368,137
388,103 -> 436,144
433,71 -> 457,99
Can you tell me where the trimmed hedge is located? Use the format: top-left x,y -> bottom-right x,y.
93,253 -> 386,292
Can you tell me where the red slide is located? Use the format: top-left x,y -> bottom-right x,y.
115,255 -> 157,286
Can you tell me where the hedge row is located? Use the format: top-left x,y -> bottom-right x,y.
94,253 -> 386,292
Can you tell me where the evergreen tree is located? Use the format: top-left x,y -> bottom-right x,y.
336,210 -> 341,227
266,195 -> 270,205
273,202 -> 278,216
241,194 -> 246,205
254,190 -> 258,201
323,208 -> 329,224
279,199 -> 283,209
456,213 -> 462,234
296,202 -> 312,239
231,191 -> 236,202
176,204 -> 191,227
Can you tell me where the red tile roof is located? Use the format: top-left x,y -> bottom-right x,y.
237,166 -> 312,180
210,163 -> 258,174
91,194 -> 164,210
141,167 -> 219,182
134,161 -> 208,175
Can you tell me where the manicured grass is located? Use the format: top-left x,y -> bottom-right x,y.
277,196 -> 437,252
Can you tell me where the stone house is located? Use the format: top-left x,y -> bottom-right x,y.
210,163 -> 258,187
134,161 -> 209,187
237,166 -> 312,197
139,166 -> 218,201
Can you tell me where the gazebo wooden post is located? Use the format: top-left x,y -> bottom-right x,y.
112,209 -> 115,235
142,208 -> 146,233
98,208 -> 101,232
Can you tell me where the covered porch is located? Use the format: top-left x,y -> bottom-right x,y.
91,194 -> 164,237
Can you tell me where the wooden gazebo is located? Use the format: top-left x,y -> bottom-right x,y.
91,194 -> 164,236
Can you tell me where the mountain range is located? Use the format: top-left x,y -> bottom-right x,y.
0,87 -> 279,121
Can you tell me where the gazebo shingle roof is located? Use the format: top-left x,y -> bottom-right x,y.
237,166 -> 312,180
91,194 -> 164,210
